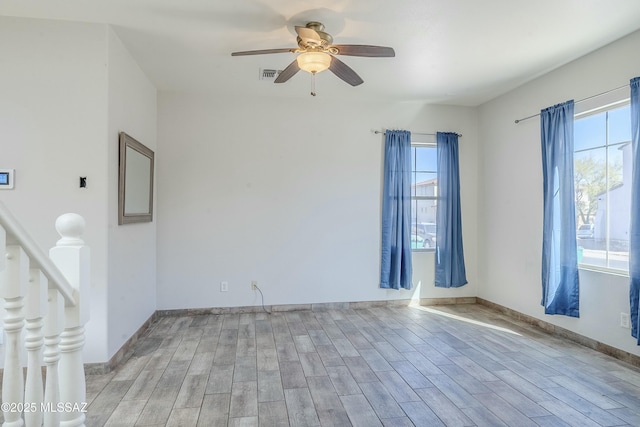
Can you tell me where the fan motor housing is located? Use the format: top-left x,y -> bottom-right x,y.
297,21 -> 333,49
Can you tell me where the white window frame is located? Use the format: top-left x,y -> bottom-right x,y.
410,142 -> 437,252
574,98 -> 630,276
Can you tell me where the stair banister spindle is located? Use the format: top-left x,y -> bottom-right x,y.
0,223 -> 5,271
25,268 -> 48,427
43,288 -> 64,427
0,244 -> 29,427
49,213 -> 89,427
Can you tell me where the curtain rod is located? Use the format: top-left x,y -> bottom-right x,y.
514,83 -> 629,124
373,130 -> 463,137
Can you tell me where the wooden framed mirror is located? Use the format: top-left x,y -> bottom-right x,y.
118,132 -> 154,225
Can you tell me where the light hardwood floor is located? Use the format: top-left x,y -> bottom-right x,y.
85,304 -> 640,426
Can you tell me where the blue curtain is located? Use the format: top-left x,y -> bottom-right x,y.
435,132 -> 467,288
540,100 -> 580,317
629,77 -> 640,341
380,130 -> 412,290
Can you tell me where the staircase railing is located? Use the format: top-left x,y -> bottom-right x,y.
0,201 -> 89,427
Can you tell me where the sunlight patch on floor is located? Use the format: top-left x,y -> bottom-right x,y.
413,305 -> 522,336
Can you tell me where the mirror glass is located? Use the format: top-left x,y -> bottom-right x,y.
124,146 -> 152,214
118,132 -> 154,224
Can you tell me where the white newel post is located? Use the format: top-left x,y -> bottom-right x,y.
49,214 -> 90,427
25,268 -> 48,427
0,244 -> 29,427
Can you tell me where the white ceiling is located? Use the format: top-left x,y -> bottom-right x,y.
3,0 -> 640,105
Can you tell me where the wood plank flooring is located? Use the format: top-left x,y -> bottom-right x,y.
85,304 -> 640,426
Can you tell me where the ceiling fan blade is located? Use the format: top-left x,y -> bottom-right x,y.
330,45 -> 395,57
231,48 -> 295,56
328,56 -> 364,86
274,59 -> 300,83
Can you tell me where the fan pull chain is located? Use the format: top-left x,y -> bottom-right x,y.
311,72 -> 317,96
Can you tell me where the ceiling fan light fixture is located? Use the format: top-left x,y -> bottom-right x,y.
296,52 -> 331,74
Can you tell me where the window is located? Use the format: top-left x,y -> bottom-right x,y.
574,102 -> 630,272
410,143 -> 437,250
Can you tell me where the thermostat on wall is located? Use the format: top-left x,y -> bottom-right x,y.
0,169 -> 15,189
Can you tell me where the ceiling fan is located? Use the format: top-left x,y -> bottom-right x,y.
231,21 -> 395,94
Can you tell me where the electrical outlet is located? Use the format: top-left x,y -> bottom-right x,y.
220,281 -> 229,292
251,280 -> 258,290
621,312 -> 630,328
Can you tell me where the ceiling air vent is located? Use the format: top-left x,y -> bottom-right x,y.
259,68 -> 281,81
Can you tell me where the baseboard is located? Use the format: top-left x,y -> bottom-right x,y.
418,297 -> 477,306
476,297 -> 640,368
155,296 -> 478,317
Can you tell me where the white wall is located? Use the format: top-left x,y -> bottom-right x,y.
0,18 -> 158,363
106,28 -> 157,358
478,29 -> 640,355
0,17 -> 109,362
157,94 -> 478,309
